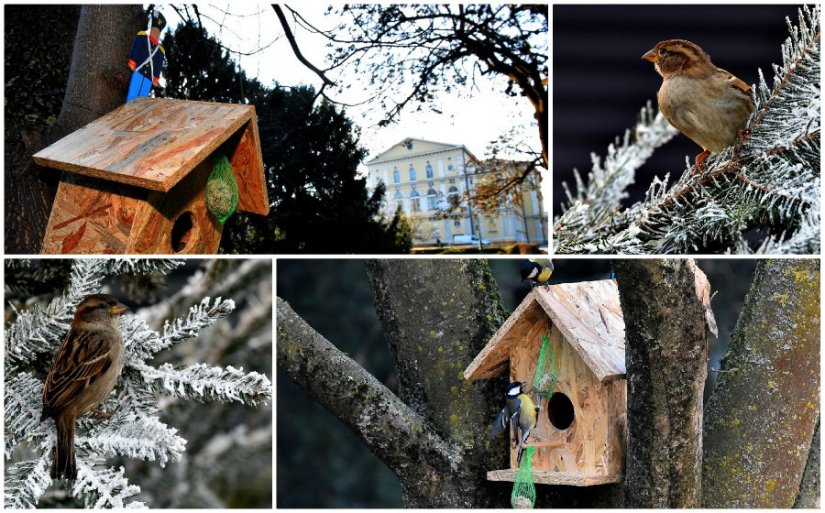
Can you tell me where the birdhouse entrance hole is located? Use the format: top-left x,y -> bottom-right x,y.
547,392 -> 574,430
171,211 -> 195,252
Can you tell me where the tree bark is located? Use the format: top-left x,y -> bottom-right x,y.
365,259 -> 510,506
6,5 -> 143,253
703,259 -> 820,507
613,259 -> 708,508
278,260 -> 512,507
276,298 -> 461,502
794,419 -> 820,508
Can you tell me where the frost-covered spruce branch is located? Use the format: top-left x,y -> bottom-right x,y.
555,5 -> 820,254
553,102 -> 677,251
4,259 -> 273,509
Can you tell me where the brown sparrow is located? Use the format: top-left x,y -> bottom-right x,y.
41,294 -> 128,480
643,39 -> 754,163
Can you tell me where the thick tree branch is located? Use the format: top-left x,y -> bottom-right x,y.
272,5 -> 334,89
613,259 -> 709,508
276,297 -> 457,487
703,259 -> 820,507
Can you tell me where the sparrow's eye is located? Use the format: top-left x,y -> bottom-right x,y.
659,48 -> 667,56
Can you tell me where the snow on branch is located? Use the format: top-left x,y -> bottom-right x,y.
160,297 -> 236,348
555,5 -> 820,254
4,259 -> 272,508
135,362 -> 272,406
554,102 -> 677,252
5,260 -> 179,369
4,459 -> 53,509
122,298 -> 235,361
72,460 -> 144,509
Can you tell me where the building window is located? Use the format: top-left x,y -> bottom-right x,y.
393,168 -> 400,184
448,164 -> 454,172
426,163 -> 434,179
454,220 -> 461,227
410,190 -> 421,212
447,186 -> 460,209
427,189 -> 438,210
394,190 -> 404,211
409,166 -> 417,182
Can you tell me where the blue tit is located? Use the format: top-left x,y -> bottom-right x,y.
520,260 -> 554,290
491,381 -> 538,466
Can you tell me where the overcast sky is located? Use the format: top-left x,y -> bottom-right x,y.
161,4 -> 542,161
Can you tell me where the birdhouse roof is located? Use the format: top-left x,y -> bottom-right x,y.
33,98 -> 266,200
464,280 -> 626,383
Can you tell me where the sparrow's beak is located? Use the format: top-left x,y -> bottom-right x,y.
109,302 -> 129,315
642,49 -> 658,63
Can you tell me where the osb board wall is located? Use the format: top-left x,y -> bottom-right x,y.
230,120 -> 269,215
42,156 -> 223,254
134,157 -> 223,254
509,322 -> 626,478
41,173 -> 147,254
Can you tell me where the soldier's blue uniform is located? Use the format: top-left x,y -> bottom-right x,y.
126,11 -> 167,102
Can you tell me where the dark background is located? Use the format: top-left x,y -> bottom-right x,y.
552,4 -> 803,214
276,258 -> 757,507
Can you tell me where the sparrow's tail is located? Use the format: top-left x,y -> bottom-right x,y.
52,415 -> 77,480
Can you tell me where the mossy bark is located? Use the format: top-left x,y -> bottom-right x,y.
613,259 -> 708,508
278,260 -> 511,507
365,259 -> 510,506
703,259 -> 820,507
794,419 -> 820,508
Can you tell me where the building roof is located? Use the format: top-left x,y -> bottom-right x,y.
464,280 -> 627,383
365,137 -> 477,165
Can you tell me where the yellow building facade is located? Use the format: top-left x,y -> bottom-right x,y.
365,138 -> 546,247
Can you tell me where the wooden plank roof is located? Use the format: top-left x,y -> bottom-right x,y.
33,97 -> 259,193
464,280 -> 627,383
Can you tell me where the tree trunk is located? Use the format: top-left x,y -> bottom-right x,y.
613,259 -> 708,508
794,419 -> 820,508
5,5 -> 143,253
278,260 -> 512,507
365,259 -> 511,507
703,259 -> 820,507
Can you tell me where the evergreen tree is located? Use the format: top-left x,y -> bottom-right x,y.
162,21 -> 411,253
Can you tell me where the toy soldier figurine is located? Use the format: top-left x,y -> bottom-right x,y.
126,10 -> 167,102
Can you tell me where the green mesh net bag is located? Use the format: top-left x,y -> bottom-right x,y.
511,446 -> 536,508
205,155 -> 239,224
533,334 -> 557,399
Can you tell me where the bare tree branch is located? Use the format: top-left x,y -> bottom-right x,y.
272,4 -> 334,88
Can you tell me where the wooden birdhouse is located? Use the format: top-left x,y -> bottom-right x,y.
33,97 -> 269,254
464,280 -> 628,487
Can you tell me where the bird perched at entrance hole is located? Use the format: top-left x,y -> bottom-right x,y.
642,39 -> 754,166
492,381 -> 538,466
521,260 -> 553,289
41,294 -> 128,480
